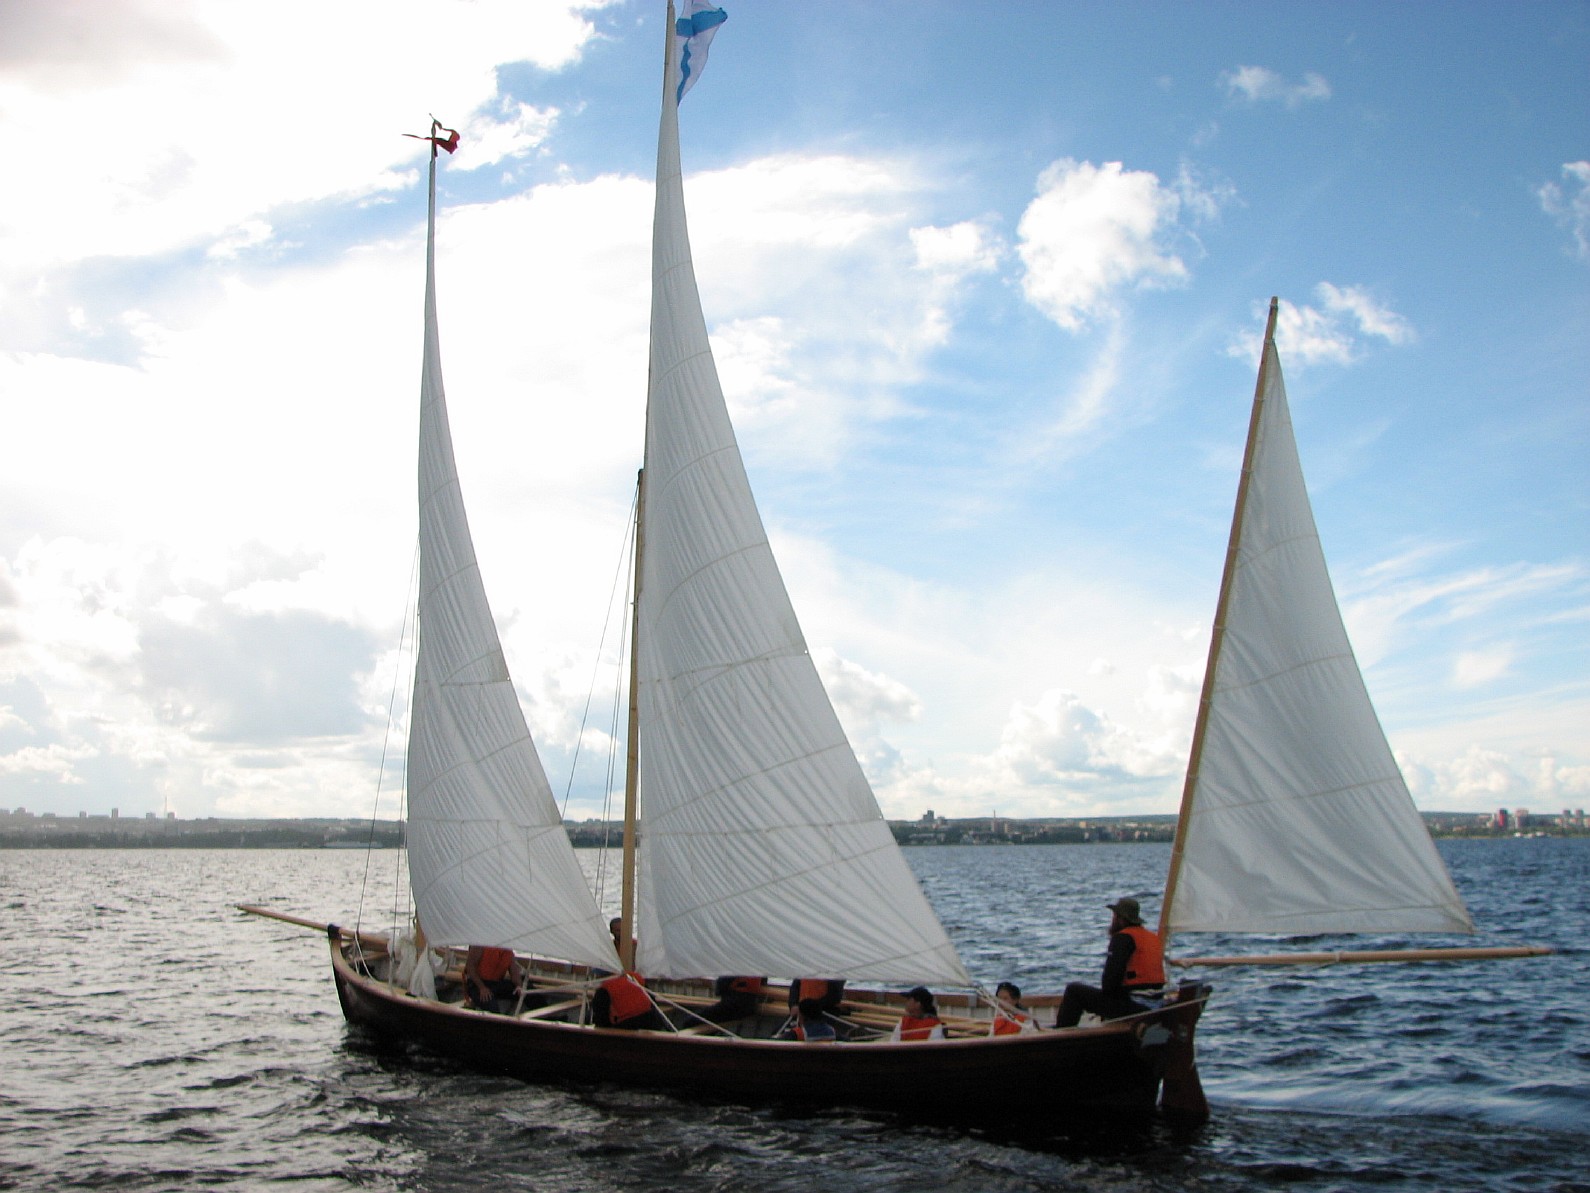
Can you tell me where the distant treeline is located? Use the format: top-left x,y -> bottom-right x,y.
0,829 -> 404,850
4,822 -> 1581,850
889,825 -> 1173,845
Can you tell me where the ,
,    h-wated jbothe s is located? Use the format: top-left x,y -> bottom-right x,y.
242,7 -> 1541,1128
